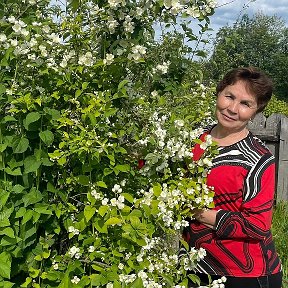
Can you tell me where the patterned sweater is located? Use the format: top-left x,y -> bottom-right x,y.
183,128 -> 282,277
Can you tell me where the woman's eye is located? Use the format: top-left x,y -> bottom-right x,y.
241,102 -> 250,107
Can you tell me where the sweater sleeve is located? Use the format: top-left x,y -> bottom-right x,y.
214,154 -> 275,240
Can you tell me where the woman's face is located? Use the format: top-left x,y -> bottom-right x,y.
216,80 -> 258,132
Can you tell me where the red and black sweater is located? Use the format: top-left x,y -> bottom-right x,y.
183,128 -> 282,277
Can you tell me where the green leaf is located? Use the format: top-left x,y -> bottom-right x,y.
114,146 -> 127,154
96,181 -> 107,188
75,89 -> 82,97
0,190 -> 10,209
114,164 -> 130,172
44,108 -> 61,120
153,184 -> 162,197
57,156 -> 66,166
24,156 -> 41,174
188,274 -> 200,286
0,143 -> 7,152
130,278 -> 143,288
0,206 -> 13,223
12,184 -> 25,193
98,205 -> 109,217
15,207 -> 26,218
78,175 -> 90,186
2,116 -> 16,123
39,130 -> 54,146
22,210 -> 34,224
82,82 -> 89,90
23,188 -> 43,207
130,216 -> 141,229
118,79 -> 129,90
0,252 -> 12,278
84,206 -> 96,222
41,158 -> 53,166
105,217 -> 122,226
4,167 -> 22,176
0,281 -> 14,288
0,228 -> 14,238
11,137 -> 29,154
103,168 -> 113,176
1,236 -> 19,246
24,112 -> 41,130
121,193 -> 134,203
33,204 -> 53,215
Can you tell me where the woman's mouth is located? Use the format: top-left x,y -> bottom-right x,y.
221,113 -> 237,121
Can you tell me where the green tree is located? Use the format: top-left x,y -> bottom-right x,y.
205,13 -> 288,100
0,0 -> 219,287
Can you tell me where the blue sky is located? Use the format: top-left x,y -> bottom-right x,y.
210,0 -> 288,32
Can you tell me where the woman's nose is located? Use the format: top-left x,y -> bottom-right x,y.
227,101 -> 238,113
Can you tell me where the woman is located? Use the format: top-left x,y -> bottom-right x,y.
183,67 -> 282,288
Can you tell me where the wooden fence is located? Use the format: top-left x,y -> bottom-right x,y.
248,113 -> 288,202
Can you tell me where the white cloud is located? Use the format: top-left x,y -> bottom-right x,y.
208,0 -> 288,35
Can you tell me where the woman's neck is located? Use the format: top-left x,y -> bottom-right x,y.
210,125 -> 249,147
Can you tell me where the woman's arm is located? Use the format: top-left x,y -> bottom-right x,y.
195,155 -> 275,240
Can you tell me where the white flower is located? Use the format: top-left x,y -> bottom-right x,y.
78,52 -> 93,66
68,226 -> 80,236
108,0 -> 123,8
88,246 -> 95,252
221,276 -> 227,282
7,16 -> 16,23
118,195 -> 125,203
106,283 -> 114,288
125,252 -> 132,260
135,7 -> 144,17
112,184 -> 122,193
138,270 -> 148,280
75,252 -> 81,259
48,33 -> 61,44
123,16 -> 134,33
153,61 -> 170,74
53,263 -> 58,270
42,25 -> 50,33
6,89 -> 13,95
137,254 -> 143,262
68,226 -> 74,232
117,202 -> 124,210
102,198 -> 109,205
197,247 -> 206,261
91,189 -> 102,200
71,276 -> 80,284
12,23 -> 22,33
68,246 -> 80,258
10,39 -> 18,46
186,7 -> 201,18
0,34 -> 7,42
151,90 -> 158,97
107,16 -> 118,33
103,53 -> 114,65
110,198 -> 117,206
118,263 -> 124,270
174,119 -> 184,128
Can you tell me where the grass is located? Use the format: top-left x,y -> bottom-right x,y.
272,201 -> 288,287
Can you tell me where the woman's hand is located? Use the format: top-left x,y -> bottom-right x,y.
192,208 -> 218,229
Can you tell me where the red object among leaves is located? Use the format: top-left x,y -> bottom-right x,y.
137,159 -> 145,169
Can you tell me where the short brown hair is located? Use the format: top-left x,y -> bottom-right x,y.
216,67 -> 273,113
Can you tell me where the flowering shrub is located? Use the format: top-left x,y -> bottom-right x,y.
0,0 -> 219,287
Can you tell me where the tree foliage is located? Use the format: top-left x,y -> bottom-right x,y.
205,13 -> 288,100
0,0 -> 219,287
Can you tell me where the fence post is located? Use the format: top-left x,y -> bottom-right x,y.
276,115 -> 288,202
